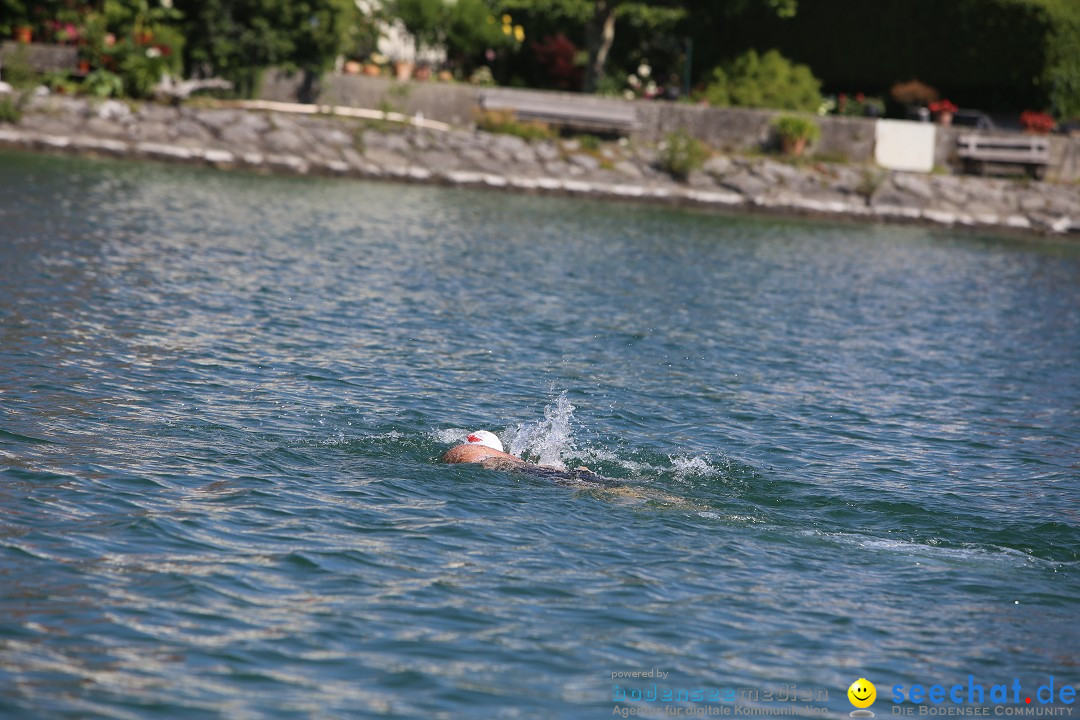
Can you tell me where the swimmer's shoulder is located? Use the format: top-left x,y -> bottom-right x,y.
442,444 -> 523,465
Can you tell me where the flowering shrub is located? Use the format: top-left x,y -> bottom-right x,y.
1020,110 -> 1055,133
531,33 -> 581,91
624,60 -> 659,100
929,99 -> 957,114
830,92 -> 885,117
46,20 -> 80,44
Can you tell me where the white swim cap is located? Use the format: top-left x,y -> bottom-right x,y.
465,430 -> 503,453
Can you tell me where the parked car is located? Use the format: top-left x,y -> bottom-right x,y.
951,109 -> 995,130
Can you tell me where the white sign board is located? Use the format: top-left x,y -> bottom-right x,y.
875,119 -> 936,173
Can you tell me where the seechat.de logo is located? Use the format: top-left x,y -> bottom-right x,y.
849,678 -> 877,717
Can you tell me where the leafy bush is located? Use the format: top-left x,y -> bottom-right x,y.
658,129 -> 708,181
120,46 -> 171,98
702,49 -> 821,112
83,69 -> 124,98
476,109 -> 553,141
0,45 -> 37,89
0,96 -> 22,124
856,167 -> 887,203
578,134 -> 602,152
43,70 -> 79,94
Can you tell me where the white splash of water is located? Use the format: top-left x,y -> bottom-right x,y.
669,454 -> 720,478
505,392 -> 577,469
433,427 -> 470,445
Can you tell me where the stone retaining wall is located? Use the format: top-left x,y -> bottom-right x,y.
1,95 -> 1077,236
261,71 -> 1080,182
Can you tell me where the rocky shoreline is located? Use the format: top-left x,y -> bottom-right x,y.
2,95 -> 1078,236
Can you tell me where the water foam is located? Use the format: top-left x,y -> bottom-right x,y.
669,454 -> 720,478
432,427 -> 470,446
807,530 -> 1076,569
505,392 -> 577,469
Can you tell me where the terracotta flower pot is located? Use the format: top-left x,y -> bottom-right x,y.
413,65 -> 431,82
343,60 -> 362,75
394,61 -> 413,81
15,26 -> 32,43
935,111 -> 953,127
781,136 -> 808,157
363,63 -> 381,76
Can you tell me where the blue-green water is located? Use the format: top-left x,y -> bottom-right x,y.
1,152 -> 1078,719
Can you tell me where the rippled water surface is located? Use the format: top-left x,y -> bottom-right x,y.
1,152 -> 1079,719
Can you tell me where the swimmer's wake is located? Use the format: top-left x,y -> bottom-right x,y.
438,395 -> 699,506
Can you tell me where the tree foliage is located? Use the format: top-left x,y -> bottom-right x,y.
687,0 -> 1079,115
1032,0 -> 1080,117
703,49 -> 821,111
501,0 -> 700,91
393,0 -> 512,60
173,0 -> 357,96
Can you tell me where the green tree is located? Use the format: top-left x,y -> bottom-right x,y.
173,0 -> 358,98
1034,0 -> 1080,117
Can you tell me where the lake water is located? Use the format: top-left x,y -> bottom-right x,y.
1,152 -> 1078,719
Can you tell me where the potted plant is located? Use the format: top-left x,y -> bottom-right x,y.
14,25 -> 32,43
929,99 -> 957,126
890,79 -> 939,121
771,114 -> 821,157
393,59 -> 413,81
363,52 -> 386,76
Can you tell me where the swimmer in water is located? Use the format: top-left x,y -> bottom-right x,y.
441,431 -> 525,469
442,430 -> 700,507
442,430 -> 620,486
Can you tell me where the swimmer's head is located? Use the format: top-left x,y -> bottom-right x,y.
465,430 -> 503,453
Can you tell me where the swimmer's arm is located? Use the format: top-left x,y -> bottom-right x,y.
480,455 -> 526,470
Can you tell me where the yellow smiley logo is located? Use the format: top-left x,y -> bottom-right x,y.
848,678 -> 877,709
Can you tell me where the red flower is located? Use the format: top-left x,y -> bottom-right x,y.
1020,110 -> 1055,133
929,99 -> 957,114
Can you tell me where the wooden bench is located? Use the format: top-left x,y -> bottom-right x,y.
956,133 -> 1050,179
0,41 -> 81,75
478,87 -> 637,136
